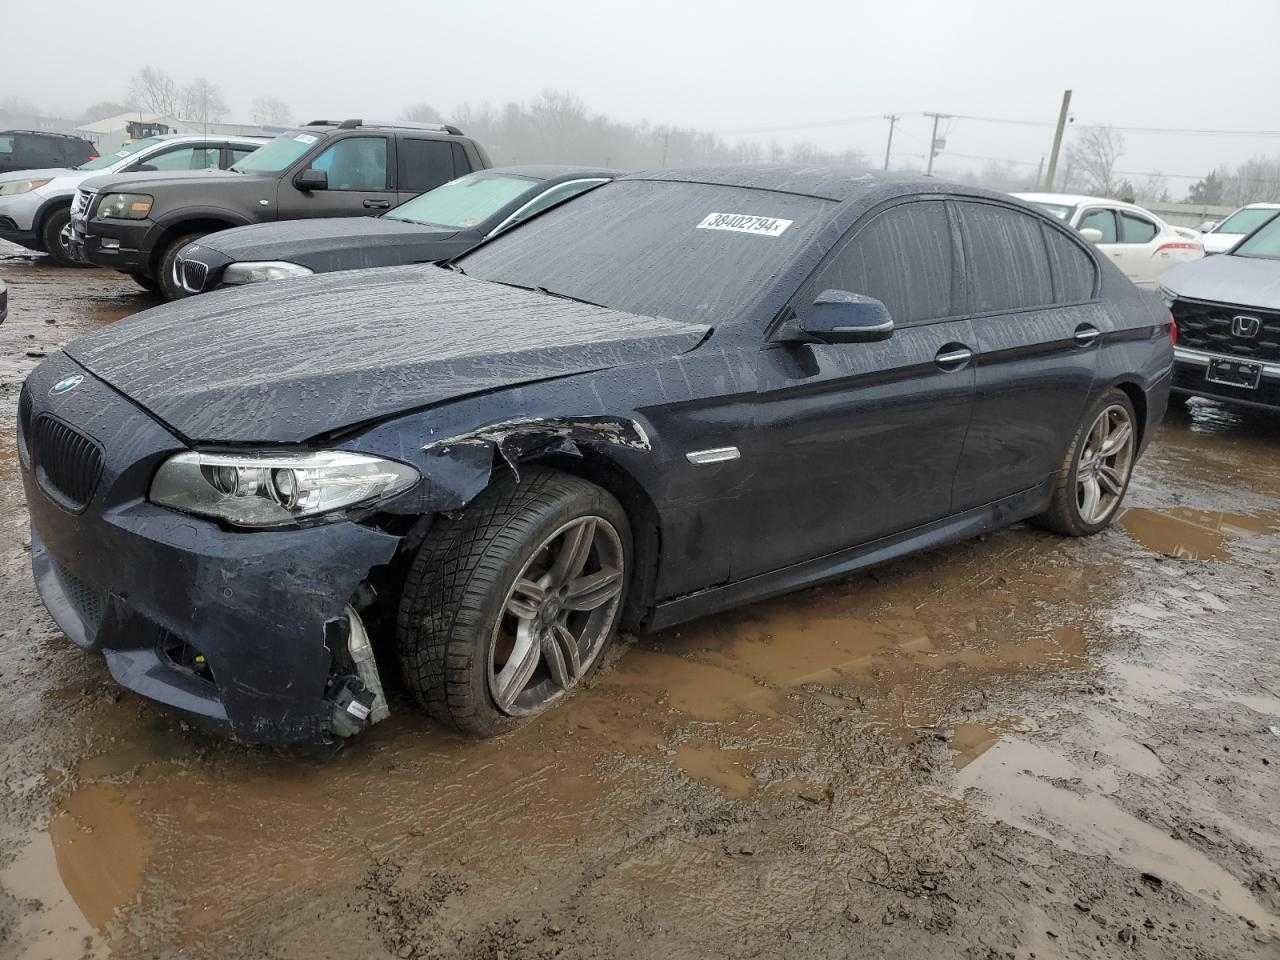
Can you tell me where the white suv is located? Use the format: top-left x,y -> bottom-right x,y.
0,134 -> 266,267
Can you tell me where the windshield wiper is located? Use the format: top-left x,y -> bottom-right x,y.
534,286 -> 604,308
447,262 -> 467,275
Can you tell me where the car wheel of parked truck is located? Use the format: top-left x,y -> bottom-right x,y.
397,467 -> 630,736
1036,388 -> 1138,537
157,232 -> 204,300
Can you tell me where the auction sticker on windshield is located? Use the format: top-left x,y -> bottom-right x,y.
697,212 -> 793,237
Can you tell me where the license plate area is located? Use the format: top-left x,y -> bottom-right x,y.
1206,357 -> 1262,390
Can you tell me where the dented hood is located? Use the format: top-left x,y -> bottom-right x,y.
65,265 -> 709,444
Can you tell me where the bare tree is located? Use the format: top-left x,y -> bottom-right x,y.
250,96 -> 292,126
128,67 -> 180,116
1065,125 -> 1125,197
400,102 -> 443,123
179,78 -> 229,125
79,100 -> 132,123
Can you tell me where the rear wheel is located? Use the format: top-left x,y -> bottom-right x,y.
156,232 -> 204,301
39,207 -> 80,266
397,466 -> 630,737
1035,389 -> 1138,536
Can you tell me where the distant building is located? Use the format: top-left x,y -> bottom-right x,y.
75,113 -> 284,153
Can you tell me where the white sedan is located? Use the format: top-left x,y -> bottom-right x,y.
1199,202 -> 1280,254
1014,192 -> 1203,287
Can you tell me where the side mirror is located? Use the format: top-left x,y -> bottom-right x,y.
294,168 -> 328,192
1199,220 -> 1219,233
1079,227 -> 1104,244
777,290 -> 894,344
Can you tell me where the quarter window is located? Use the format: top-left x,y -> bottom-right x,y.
805,200 -> 954,326
309,136 -> 390,191
1078,208 -> 1118,244
396,138 -> 455,194
1042,226 -> 1097,302
1119,212 -> 1158,244
955,202 -> 1054,312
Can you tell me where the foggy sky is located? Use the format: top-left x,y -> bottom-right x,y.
4,0 -> 1278,186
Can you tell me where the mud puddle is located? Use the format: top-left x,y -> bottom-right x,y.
1120,505 -> 1277,560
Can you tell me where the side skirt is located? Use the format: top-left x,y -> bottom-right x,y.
648,479 -> 1054,632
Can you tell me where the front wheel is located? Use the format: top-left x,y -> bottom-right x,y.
128,271 -> 160,293
156,232 -> 205,301
40,207 -> 82,267
1035,389 -> 1138,536
397,466 -> 631,736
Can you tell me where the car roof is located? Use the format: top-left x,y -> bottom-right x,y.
1014,191 -> 1170,220
0,129 -> 89,140
485,164 -> 623,182
1240,202 -> 1280,210
622,165 -> 961,203
145,134 -> 268,145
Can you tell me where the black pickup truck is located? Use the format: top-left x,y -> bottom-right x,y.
69,120 -> 490,298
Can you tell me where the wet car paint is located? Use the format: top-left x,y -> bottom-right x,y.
1,251 -> 1277,958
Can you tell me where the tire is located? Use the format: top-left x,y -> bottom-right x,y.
128,272 -> 160,293
39,206 -> 81,267
1035,388 -> 1139,537
156,232 -> 205,301
397,465 -> 631,737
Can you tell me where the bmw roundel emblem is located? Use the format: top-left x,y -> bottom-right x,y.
50,375 -> 84,396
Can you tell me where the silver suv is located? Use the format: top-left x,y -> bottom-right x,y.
0,134 -> 267,268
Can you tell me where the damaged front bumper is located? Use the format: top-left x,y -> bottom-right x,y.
20,355 -> 402,745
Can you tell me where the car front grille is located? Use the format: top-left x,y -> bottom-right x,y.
31,414 -> 104,511
176,257 -> 208,292
1173,298 -> 1280,364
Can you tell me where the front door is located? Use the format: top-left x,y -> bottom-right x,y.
733,199 -> 977,580
275,134 -> 398,220
950,200 -> 1101,509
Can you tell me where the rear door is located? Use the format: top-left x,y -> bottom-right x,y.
738,198 -> 977,578
950,200 -> 1101,509
275,134 -> 398,219
1113,209 -> 1164,285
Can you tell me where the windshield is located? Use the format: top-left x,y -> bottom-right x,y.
230,131 -> 318,173
77,136 -> 164,171
386,172 -> 538,228
459,179 -> 836,324
1215,207 -> 1279,236
1029,201 -> 1075,222
1231,214 -> 1280,259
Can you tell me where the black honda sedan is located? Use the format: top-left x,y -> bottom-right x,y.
170,165 -> 618,294
19,168 -> 1173,745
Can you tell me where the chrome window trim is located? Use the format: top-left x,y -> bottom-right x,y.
484,178 -> 610,239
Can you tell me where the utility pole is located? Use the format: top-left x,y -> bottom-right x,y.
882,114 -> 899,171
924,112 -> 949,175
1043,89 -> 1072,191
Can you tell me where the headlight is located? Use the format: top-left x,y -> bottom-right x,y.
221,261 -> 314,285
0,178 -> 52,196
149,450 -> 419,528
94,193 -> 153,220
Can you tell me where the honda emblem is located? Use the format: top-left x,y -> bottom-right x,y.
1231,315 -> 1262,338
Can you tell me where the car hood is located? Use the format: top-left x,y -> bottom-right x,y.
80,168 -> 259,193
65,265 -> 710,443
1162,253 -> 1280,311
196,216 -> 457,263
0,166 -> 74,184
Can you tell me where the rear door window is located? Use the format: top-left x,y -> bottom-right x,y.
397,138 -> 457,194
956,201 -> 1054,313
143,146 -> 219,171
1078,208 -> 1118,244
802,200 -> 955,326
1119,212 -> 1158,244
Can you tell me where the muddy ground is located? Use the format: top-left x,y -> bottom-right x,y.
0,243 -> 1277,960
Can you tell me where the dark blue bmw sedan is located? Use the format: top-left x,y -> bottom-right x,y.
19,167 -> 1173,745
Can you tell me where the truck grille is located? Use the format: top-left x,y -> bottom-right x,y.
1173,298 -> 1280,364
71,188 -> 94,218
31,415 -> 104,511
176,257 -> 208,292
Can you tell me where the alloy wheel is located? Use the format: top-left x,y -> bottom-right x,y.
1076,403 -> 1134,525
488,515 -> 625,716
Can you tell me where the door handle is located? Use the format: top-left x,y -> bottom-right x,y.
363,199 -> 391,210
934,345 -> 973,370
1074,324 -> 1101,347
